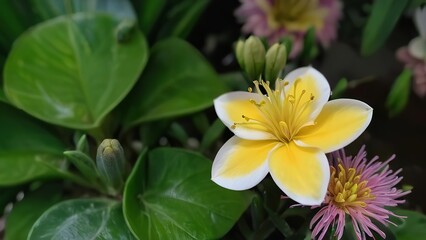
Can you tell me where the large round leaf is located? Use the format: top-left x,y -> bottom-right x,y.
123,148 -> 253,240
31,0 -> 136,22
28,199 -> 135,240
123,38 -> 228,127
4,13 -> 148,129
0,103 -> 65,186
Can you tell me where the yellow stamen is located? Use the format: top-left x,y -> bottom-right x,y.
328,162 -> 375,212
233,78 -> 316,143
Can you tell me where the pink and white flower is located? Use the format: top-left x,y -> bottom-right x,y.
310,146 -> 410,240
235,0 -> 342,57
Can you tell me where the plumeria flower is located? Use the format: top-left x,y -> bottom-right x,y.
310,146 -> 410,240
396,7 -> 426,97
212,67 -> 373,205
235,0 -> 342,57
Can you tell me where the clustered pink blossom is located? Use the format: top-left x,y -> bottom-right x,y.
235,0 -> 342,57
310,146 -> 410,240
396,47 -> 426,98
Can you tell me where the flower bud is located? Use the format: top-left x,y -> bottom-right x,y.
96,139 -> 126,192
242,36 -> 266,80
235,39 -> 246,69
264,43 -> 287,82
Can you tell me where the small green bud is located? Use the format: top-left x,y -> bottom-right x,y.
235,39 -> 246,69
243,36 -> 266,80
264,43 -> 287,82
96,139 -> 126,193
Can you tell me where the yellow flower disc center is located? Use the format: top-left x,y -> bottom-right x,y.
232,78 -> 315,143
272,0 -> 315,22
328,162 -> 375,212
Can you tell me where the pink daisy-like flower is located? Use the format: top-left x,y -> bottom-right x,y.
235,0 -> 342,57
310,146 -> 410,240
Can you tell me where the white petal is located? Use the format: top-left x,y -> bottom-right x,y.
408,37 -> 426,60
415,7 -> 426,38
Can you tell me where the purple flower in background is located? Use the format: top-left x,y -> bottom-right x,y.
310,146 -> 410,240
235,0 -> 342,57
396,7 -> 426,98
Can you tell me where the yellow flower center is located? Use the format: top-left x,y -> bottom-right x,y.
272,0 -> 314,22
328,162 -> 375,213
232,78 -> 315,143
261,0 -> 327,31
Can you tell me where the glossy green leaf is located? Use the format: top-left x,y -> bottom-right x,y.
361,0 -> 408,56
388,208 -> 426,240
5,183 -> 62,240
157,0 -> 210,39
28,199 -> 135,240
135,0 -> 167,35
31,0 -> 136,21
0,103 -> 65,186
123,147 -> 253,240
123,38 -> 228,127
4,13 -> 148,129
386,69 -> 412,117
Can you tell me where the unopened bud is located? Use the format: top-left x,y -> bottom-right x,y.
96,139 -> 126,192
264,43 -> 287,82
242,36 -> 266,80
235,39 -> 245,69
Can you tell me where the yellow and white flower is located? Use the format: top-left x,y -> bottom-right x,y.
211,67 -> 373,205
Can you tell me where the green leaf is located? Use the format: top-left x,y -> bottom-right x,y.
386,69 -> 412,117
63,150 -> 99,184
135,0 -> 167,35
0,103 -> 65,186
388,208 -> 426,240
123,147 -> 253,240
4,13 -> 148,129
157,0 -> 210,39
0,1 -> 31,51
331,78 -> 348,99
168,122 -> 189,146
4,183 -> 62,240
361,0 -> 409,56
199,119 -> 225,152
0,88 -> 9,104
31,0 -> 136,22
301,27 -> 318,62
28,199 -> 135,240
123,38 -> 228,127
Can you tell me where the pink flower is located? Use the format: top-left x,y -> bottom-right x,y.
396,47 -> 426,98
396,7 -> 426,98
235,0 -> 342,57
310,146 -> 410,240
